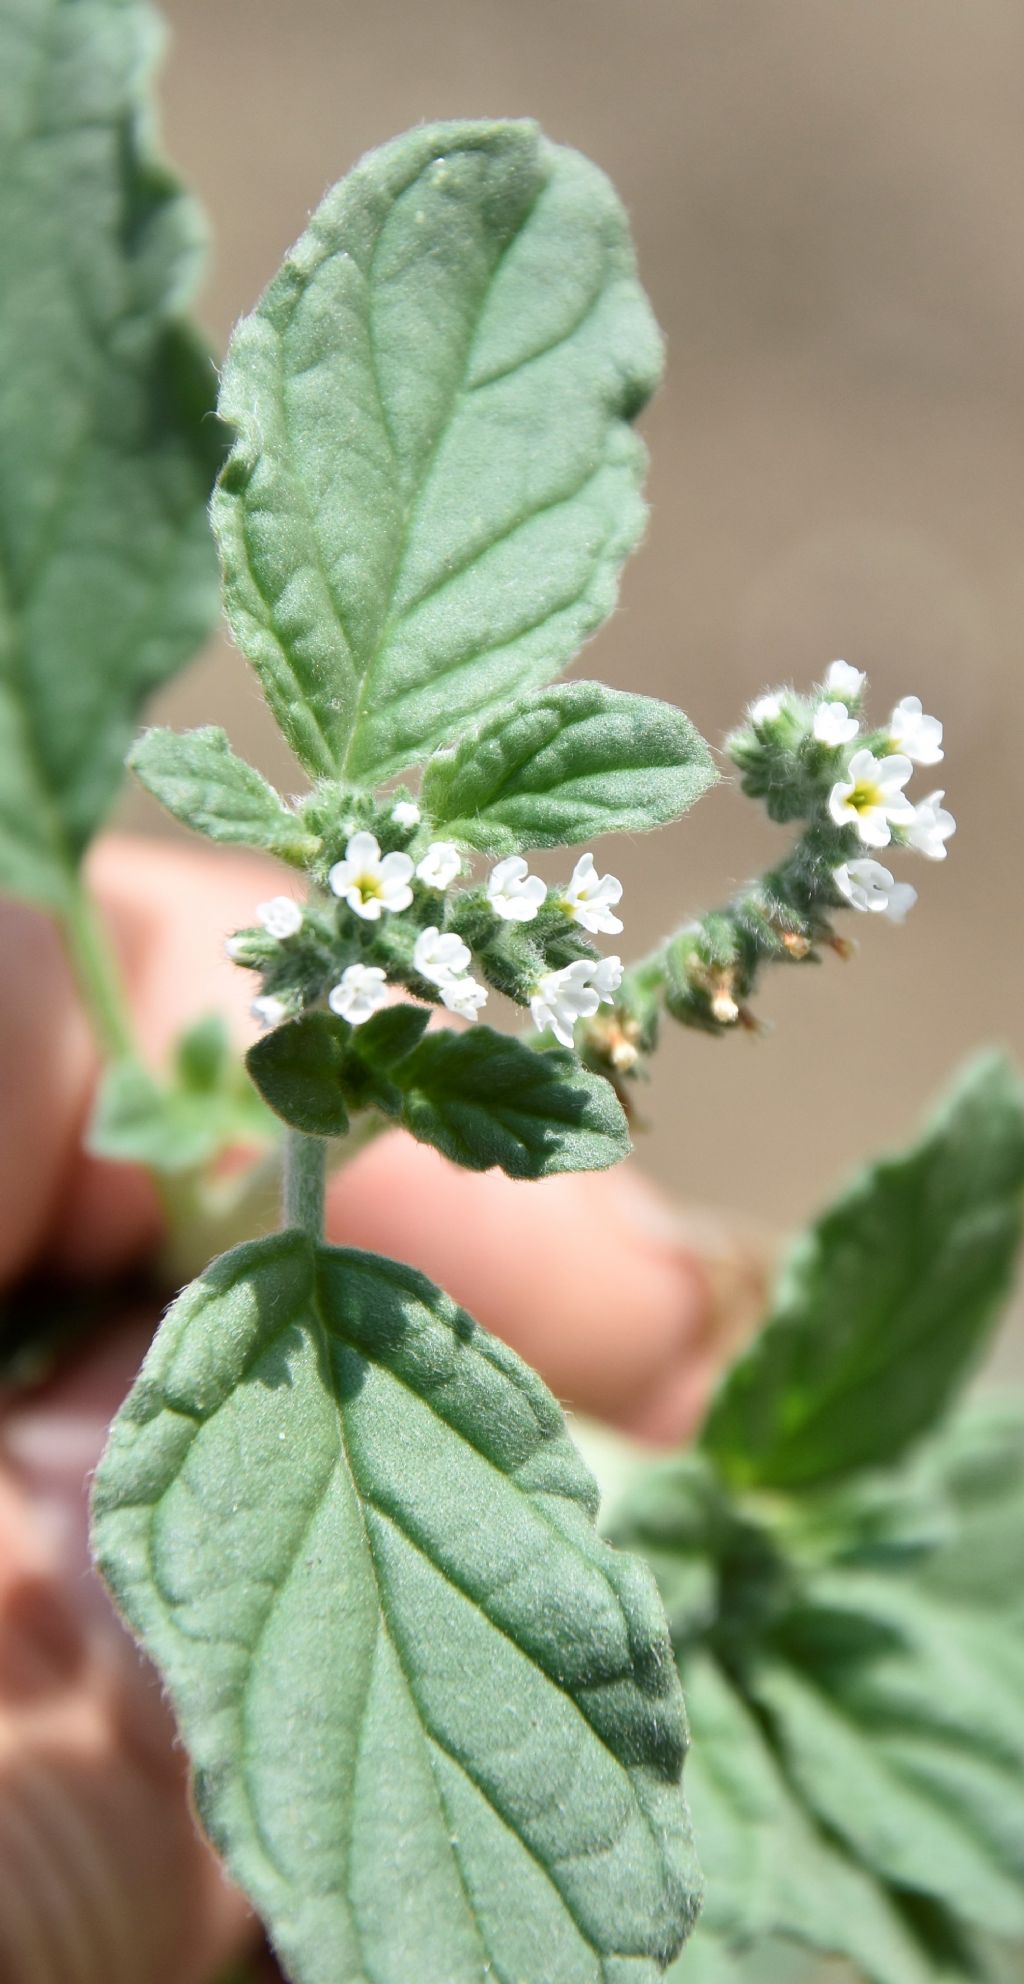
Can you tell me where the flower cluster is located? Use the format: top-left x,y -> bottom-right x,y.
576,660 -> 955,1082
737,658 -> 954,931
227,805 -> 625,1054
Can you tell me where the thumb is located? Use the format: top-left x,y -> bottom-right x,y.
327,1134 -> 770,1446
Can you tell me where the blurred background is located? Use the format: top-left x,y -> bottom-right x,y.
127,0 -> 1024,1275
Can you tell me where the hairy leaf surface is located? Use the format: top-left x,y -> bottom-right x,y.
130,727 -> 318,862
701,1056 -> 1024,1490
248,1007 -> 631,1177
420,682 -> 717,854
92,1233 -> 699,1984
212,120 -> 663,784
0,0 -> 223,907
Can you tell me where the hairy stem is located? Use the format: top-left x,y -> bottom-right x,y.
283,1130 -> 327,1240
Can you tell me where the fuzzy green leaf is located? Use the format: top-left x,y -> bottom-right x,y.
248,1007 -> 630,1178
244,1011 -> 352,1139
701,1056 -> 1024,1491
420,682 -> 717,854
212,120 -> 663,784
130,727 -> 318,862
92,1233 -> 700,1984
352,1010 -> 632,1177
0,0 -> 224,909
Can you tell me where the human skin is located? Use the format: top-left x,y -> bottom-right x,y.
0,837 -> 766,1984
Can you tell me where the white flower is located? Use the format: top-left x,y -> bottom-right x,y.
328,831 -> 414,920
391,799 -> 421,828
562,852 -> 624,935
416,840 -> 461,890
530,960 -> 601,1047
749,693 -> 782,726
834,859 -> 917,923
813,701 -> 859,748
906,789 -> 956,861
413,925 -> 472,985
251,994 -> 290,1029
592,954 -> 624,1002
487,855 -> 546,922
257,895 -> 303,940
828,748 -> 915,848
888,695 -> 943,766
529,956 -> 621,1048
825,659 -> 866,700
328,962 -> 389,1025
441,976 -> 489,1020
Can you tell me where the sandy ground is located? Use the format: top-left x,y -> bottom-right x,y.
130,2 -> 1024,1316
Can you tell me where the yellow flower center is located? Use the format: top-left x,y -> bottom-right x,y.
354,871 -> 382,900
848,779 -> 883,815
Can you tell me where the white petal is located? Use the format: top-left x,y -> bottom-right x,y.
828,780 -> 856,826
856,810 -> 892,849
250,994 -> 290,1030
813,702 -> 859,747
883,882 -> 917,924
825,660 -> 866,699
749,694 -> 782,725
258,896 -> 303,939
416,841 -> 461,889
327,860 -> 354,897
345,830 -> 381,867
875,753 -> 914,795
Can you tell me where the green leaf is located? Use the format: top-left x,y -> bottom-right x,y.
420,682 -> 717,854
676,1653 -> 937,1984
359,1011 -> 632,1177
90,1016 -> 275,1172
0,0 -> 224,909
212,120 -> 663,784
752,1651 -> 1024,1941
917,1401 -> 1024,1622
701,1056 -> 1024,1491
92,1233 -> 700,1983
130,727 -> 318,862
245,1011 -> 352,1139
249,1008 -> 630,1178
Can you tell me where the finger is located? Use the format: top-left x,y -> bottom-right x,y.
327,1133 -> 770,1444
0,1327 -> 255,1984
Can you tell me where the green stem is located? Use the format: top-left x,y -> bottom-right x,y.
59,875 -> 134,1062
283,1130 -> 327,1239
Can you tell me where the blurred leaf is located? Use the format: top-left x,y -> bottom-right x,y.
0,0 -> 224,908
90,1016 -> 275,1172
212,120 -> 662,783
702,1056 -> 1024,1491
